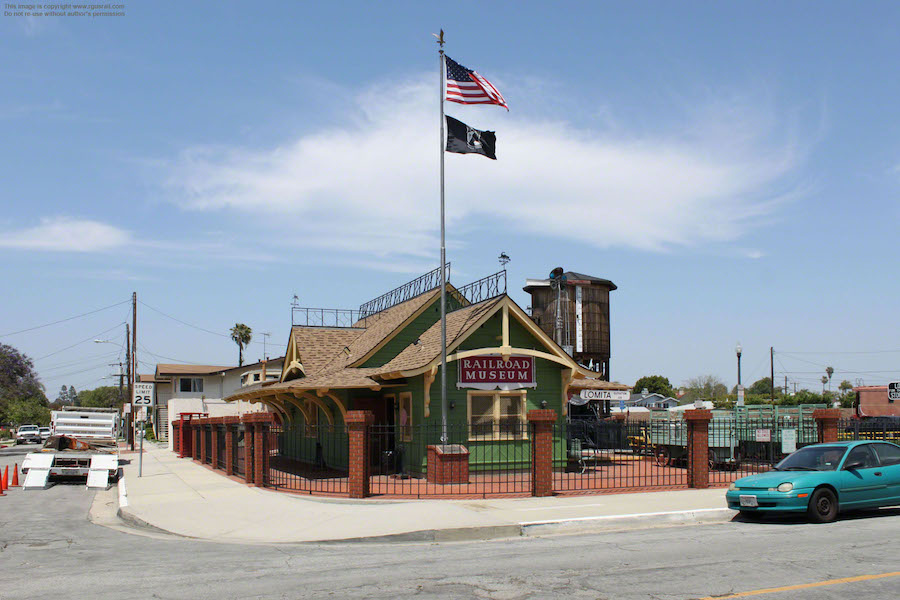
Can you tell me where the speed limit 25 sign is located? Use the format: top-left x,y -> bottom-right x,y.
133,382 -> 155,407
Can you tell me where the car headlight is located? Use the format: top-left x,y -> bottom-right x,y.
728,483 -> 738,491
776,482 -> 793,493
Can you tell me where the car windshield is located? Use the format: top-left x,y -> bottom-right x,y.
19,426 -> 38,432
774,445 -> 847,471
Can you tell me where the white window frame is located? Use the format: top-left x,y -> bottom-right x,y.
179,377 -> 203,393
466,390 -> 528,441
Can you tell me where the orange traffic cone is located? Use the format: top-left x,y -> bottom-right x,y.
11,463 -> 20,487
1,465 -> 7,491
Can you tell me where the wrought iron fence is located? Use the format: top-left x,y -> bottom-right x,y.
232,427 -> 245,477
368,422 -> 532,498
450,270 -> 507,310
553,420 -> 688,493
264,423 -> 349,495
707,415 -> 819,485
216,425 -> 226,470
203,425 -> 212,464
358,264 -> 450,319
839,417 -> 900,443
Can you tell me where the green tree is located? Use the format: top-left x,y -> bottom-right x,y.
230,323 -> 252,367
838,380 -> 853,396
632,375 -> 675,398
57,385 -> 69,404
681,375 -> 728,404
747,377 -> 774,396
0,343 -> 47,425
77,386 -> 121,409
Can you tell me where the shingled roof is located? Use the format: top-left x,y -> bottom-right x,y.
376,297 -> 503,375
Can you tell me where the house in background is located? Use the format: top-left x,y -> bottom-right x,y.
142,357 -> 283,447
628,389 -> 678,409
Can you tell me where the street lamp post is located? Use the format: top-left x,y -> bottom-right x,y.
735,342 -> 744,407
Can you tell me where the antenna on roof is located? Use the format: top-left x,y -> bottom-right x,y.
261,332 -> 271,360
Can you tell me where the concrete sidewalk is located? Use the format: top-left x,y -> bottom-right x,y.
112,443 -> 733,544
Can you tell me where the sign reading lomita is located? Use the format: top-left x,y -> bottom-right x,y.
458,355 -> 536,390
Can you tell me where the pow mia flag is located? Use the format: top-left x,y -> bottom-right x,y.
445,115 -> 496,160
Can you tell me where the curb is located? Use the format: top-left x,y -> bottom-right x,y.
520,508 -> 734,536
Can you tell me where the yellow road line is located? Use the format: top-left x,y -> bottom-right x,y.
698,571 -> 900,599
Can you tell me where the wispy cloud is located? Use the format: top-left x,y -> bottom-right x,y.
163,74 -> 807,261
0,217 -> 131,252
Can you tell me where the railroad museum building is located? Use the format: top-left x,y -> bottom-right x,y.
225,270 -> 625,478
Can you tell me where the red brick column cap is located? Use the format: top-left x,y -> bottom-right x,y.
683,409 -> 713,422
222,416 -> 241,425
812,408 -> 842,420
208,416 -> 227,425
527,409 -> 558,423
345,410 -> 375,426
610,413 -> 626,421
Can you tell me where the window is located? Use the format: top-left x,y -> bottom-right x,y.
179,377 -> 204,393
467,391 -> 527,440
874,443 -> 900,466
398,392 -> 412,442
844,445 -> 878,469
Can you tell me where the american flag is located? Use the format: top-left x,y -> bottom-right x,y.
444,55 -> 508,110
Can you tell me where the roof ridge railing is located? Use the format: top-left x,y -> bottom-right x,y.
292,307 -> 366,328
449,270 -> 507,312
358,263 -> 451,319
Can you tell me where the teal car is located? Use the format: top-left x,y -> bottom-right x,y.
726,441 -> 900,523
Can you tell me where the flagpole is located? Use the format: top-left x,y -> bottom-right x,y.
437,31 -> 448,445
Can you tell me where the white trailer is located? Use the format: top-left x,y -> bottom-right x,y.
22,407 -> 120,490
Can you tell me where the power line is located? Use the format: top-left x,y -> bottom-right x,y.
777,349 -> 900,355
138,300 -> 267,346
34,322 -> 126,362
137,341 -> 207,367
0,299 -> 130,338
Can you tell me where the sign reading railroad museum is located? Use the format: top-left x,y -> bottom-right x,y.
457,355 -> 536,390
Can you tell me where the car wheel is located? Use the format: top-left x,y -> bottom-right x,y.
807,488 -> 838,523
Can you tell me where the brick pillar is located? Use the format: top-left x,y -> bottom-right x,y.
685,409 -> 712,489
210,423 -> 219,469
224,422 -> 234,476
253,423 -> 265,487
813,409 -> 841,444
527,409 -> 557,497
244,424 -> 254,484
346,410 -> 375,498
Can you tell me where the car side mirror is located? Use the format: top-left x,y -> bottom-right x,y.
844,460 -> 865,471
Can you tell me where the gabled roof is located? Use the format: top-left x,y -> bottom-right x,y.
570,378 -> 630,391
290,328 -> 365,376
314,287 -> 443,373
375,297 -> 503,374
220,356 -> 285,374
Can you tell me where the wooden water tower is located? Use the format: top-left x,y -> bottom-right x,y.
524,270 -> 616,380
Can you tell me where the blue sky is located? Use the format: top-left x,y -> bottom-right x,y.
2,1 -> 899,398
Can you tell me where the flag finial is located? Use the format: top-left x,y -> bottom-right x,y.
432,29 -> 445,49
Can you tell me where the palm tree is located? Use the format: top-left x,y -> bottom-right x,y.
230,323 -> 252,367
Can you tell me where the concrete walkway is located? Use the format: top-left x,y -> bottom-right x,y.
114,443 -> 733,544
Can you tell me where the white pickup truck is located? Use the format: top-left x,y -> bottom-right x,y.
21,407 -> 120,490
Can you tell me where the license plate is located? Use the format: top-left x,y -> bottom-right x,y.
739,495 -> 758,507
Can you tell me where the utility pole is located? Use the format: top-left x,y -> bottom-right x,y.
770,346 -> 775,404
132,291 -> 137,451
784,376 -> 788,396
126,323 -> 133,450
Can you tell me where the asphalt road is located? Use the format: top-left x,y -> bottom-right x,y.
2,446 -> 899,600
